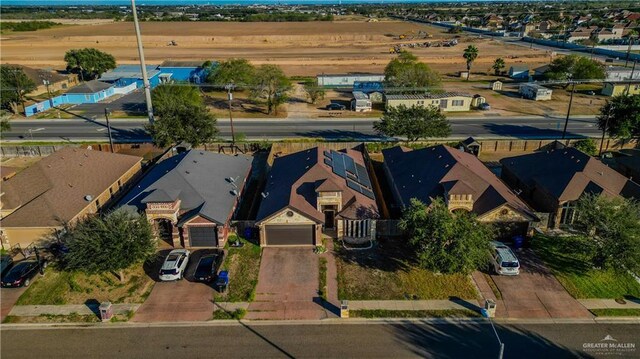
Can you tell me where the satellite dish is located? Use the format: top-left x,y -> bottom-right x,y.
84,195 -> 93,201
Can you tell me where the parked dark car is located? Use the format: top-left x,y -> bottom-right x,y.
194,253 -> 223,283
326,103 -> 346,111
1,255 -> 13,276
1,259 -> 47,288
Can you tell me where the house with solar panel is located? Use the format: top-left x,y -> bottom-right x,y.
383,145 -> 537,237
255,146 -> 379,246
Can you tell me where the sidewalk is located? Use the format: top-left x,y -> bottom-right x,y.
578,299 -> 640,310
348,299 -> 480,312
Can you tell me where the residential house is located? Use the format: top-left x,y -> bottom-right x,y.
0,148 -> 143,248
602,149 -> 640,182
593,28 -> 618,42
382,145 -> 537,236
567,26 -> 597,43
605,66 -> 640,81
519,83 -> 553,101
317,73 -> 385,87
256,146 -> 379,246
500,147 -> 640,228
385,93 -> 472,112
24,80 -> 116,116
601,81 -> 640,96
5,64 -> 78,96
118,150 -> 251,248
508,66 -> 530,80
533,64 -> 550,79
351,91 -> 372,112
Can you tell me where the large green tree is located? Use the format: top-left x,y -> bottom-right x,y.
146,84 -> 219,147
374,104 -> 451,142
207,58 -> 255,88
544,54 -> 605,84
63,210 -> 156,282
384,51 -> 441,90
597,94 -> 640,141
0,65 -> 36,114
574,194 -> 640,272
462,45 -> 479,80
250,64 -> 291,115
64,48 -> 116,81
399,198 -> 493,274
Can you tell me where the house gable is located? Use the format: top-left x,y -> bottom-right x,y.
259,207 -> 319,226
477,203 -> 535,223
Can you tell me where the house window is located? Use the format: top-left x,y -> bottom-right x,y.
85,95 -> 91,101
452,100 -> 464,106
560,201 -> 576,226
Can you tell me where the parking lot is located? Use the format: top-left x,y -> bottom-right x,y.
71,90 -> 146,118
132,249 -> 222,322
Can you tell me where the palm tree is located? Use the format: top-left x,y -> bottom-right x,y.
463,45 -> 479,80
492,57 -> 506,76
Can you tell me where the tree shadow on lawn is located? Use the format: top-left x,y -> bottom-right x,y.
531,235 -> 592,277
335,238 -> 413,273
142,249 -> 172,282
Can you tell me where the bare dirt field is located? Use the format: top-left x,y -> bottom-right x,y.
1,20 -> 551,76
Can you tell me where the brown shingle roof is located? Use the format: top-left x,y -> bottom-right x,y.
256,146 -> 379,224
383,145 -> 535,219
1,147 -> 142,228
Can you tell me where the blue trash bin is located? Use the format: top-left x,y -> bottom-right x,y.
244,227 -> 253,240
513,235 -> 524,250
216,271 -> 229,293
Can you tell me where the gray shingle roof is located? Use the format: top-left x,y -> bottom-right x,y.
65,80 -> 113,94
100,65 -> 160,81
385,92 -> 472,100
118,150 -> 252,225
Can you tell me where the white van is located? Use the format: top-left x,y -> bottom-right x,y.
489,241 -> 520,276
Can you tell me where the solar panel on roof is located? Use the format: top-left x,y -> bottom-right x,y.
346,178 -> 362,193
323,150 -> 331,158
323,158 -> 333,167
332,154 -> 346,178
355,164 -> 372,188
361,188 -> 375,199
346,171 -> 357,180
344,155 -> 357,174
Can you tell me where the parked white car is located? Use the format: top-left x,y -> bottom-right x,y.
489,241 -> 520,276
159,249 -> 191,281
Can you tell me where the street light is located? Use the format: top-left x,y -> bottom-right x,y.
561,80 -> 576,140
131,0 -> 154,124
599,104 -> 612,157
225,83 -> 236,148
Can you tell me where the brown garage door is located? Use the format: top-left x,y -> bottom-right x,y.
265,225 -> 315,246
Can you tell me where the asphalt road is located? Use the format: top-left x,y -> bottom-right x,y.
4,115 -> 601,143
2,321 -> 639,358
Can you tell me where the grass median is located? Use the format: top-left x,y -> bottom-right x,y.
214,235 -> 261,303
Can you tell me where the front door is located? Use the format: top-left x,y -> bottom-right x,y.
324,210 -> 335,229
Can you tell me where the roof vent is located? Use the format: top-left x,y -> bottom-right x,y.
84,195 -> 93,201
597,171 -> 604,176
193,160 -> 198,163
231,189 -> 239,196
445,164 -> 450,168
84,153 -> 89,157
185,171 -> 190,174
261,192 -> 269,199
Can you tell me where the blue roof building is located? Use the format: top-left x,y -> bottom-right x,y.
157,60 -> 214,84
99,65 -> 161,88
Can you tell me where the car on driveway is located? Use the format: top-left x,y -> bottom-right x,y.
479,103 -> 491,110
326,103 -> 346,111
194,252 -> 223,283
1,258 -> 47,288
489,241 -> 520,276
1,255 -> 13,276
159,249 -> 190,281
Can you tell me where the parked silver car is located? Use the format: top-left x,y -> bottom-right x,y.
489,241 -> 520,276
159,249 -> 190,281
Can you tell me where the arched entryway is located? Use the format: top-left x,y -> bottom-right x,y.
154,218 -> 174,246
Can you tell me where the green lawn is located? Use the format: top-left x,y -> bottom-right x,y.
532,234 -> 640,299
319,257 -> 328,301
211,308 -> 247,320
336,240 -> 478,300
214,235 -> 261,302
589,309 -> 640,317
16,265 -> 154,305
350,309 -> 481,318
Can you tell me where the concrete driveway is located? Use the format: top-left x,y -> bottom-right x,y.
489,249 -> 592,319
1,287 -> 27,321
247,247 -> 329,320
132,250 -> 217,322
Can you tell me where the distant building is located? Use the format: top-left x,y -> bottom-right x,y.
351,91 -> 372,112
100,64 -> 162,88
353,81 -> 384,103
508,66 -> 530,80
5,64 -> 78,96
601,81 -> 640,96
519,83 -> 552,101
157,60 -> 213,84
491,80 -> 503,91
385,93 -> 473,112
533,64 -> 550,78
317,73 -> 385,87
0,148 -> 143,248
24,80 -> 116,117
605,66 -> 640,81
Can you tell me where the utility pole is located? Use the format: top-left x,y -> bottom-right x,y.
131,0 -> 154,124
561,82 -> 576,140
42,78 -> 53,108
599,105 -> 612,157
104,107 -> 114,153
225,83 -> 236,148
626,35 -> 637,67
625,60 -> 637,96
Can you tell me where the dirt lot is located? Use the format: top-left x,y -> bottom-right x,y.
0,20 -> 550,76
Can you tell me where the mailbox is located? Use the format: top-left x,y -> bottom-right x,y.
99,301 -> 113,322
340,300 -> 349,318
484,299 -> 497,318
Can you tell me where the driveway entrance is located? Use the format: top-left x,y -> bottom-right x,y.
246,248 -> 328,320
489,249 -> 592,318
